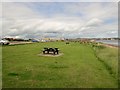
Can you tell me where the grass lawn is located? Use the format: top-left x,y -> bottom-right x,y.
2,42 -> 118,88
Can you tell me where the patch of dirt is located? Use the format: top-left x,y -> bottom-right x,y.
38,53 -> 63,57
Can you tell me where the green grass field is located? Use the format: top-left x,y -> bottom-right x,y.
2,42 -> 118,88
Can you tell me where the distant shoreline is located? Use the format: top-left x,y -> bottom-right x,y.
101,43 -> 119,48
96,40 -> 119,46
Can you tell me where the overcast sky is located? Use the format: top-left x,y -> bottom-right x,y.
1,2 -> 118,39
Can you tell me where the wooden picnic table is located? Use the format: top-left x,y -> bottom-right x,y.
42,47 -> 59,55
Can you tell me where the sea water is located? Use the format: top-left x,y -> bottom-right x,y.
96,40 -> 119,46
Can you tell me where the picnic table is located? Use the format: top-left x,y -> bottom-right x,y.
42,47 -> 59,55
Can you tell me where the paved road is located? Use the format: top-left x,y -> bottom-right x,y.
9,41 -> 33,45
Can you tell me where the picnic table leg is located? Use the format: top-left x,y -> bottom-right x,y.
57,51 -> 58,54
53,52 -> 55,55
43,51 -> 45,54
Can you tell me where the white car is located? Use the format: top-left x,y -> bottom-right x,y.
0,39 -> 10,45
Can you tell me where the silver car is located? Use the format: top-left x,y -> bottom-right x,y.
0,39 -> 10,45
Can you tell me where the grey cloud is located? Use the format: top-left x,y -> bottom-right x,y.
2,2 -> 118,38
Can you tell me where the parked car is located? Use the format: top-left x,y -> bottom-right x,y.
0,39 -> 10,45
31,39 -> 39,42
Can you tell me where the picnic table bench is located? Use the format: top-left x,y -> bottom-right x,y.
42,47 -> 59,55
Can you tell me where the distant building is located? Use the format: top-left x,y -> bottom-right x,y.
40,37 -> 65,42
